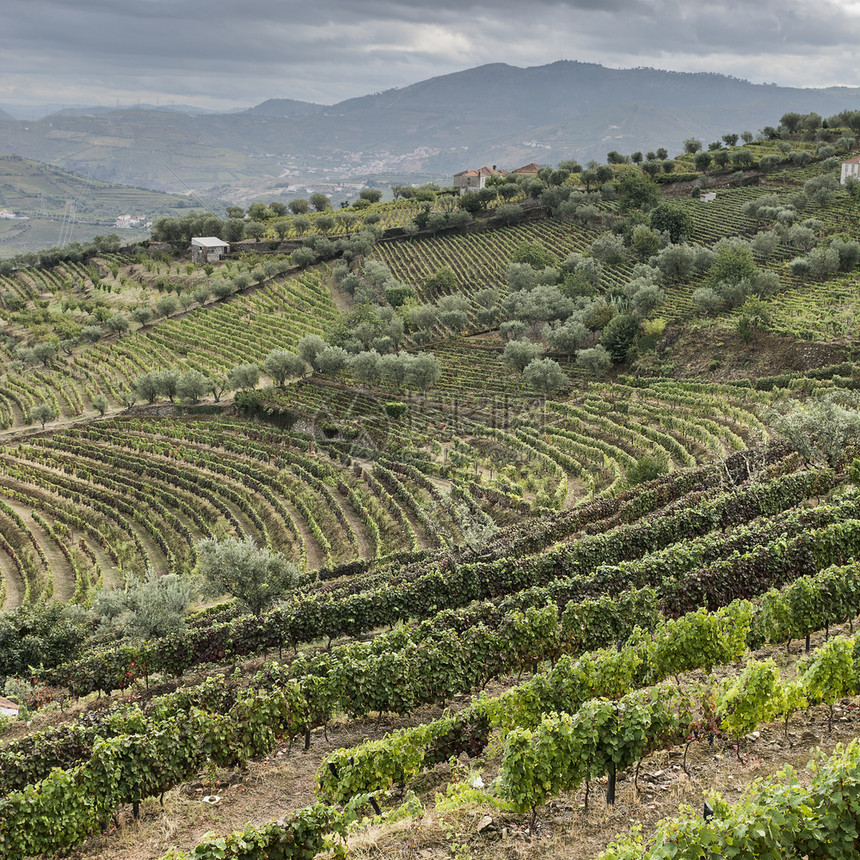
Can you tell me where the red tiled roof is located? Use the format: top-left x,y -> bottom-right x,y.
455,166 -> 506,177
843,155 -> 860,165
0,696 -> 19,711
510,162 -> 542,174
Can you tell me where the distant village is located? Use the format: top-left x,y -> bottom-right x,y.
114,214 -> 149,229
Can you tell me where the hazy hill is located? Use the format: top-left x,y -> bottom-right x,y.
0,154 -> 202,256
244,98 -> 325,117
0,61 -> 857,202
45,104 -> 231,118
317,61 -> 860,154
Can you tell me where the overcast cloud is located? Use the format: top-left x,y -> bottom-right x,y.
1,0 -> 859,112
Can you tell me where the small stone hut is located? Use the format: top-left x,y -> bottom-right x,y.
191,237 -> 230,264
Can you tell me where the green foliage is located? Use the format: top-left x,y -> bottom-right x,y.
650,203 -> 694,244
625,454 -> 669,487
583,302 -> 615,331
771,395 -> 860,466
196,536 -> 300,616
717,659 -> 783,738
707,241 -> 758,288
600,740 -> 860,859
264,349 -> 305,387
502,339 -> 544,372
600,313 -> 639,363
27,402 -> 56,429
94,571 -> 193,641
576,345 -> 612,377
384,401 -> 408,419
227,363 -> 260,391
616,172 -> 659,212
799,636 -> 855,729
511,241 -> 558,270
309,192 -> 331,212
176,370 -> 213,404
91,393 -> 109,415
630,224 -> 661,260
522,358 -> 569,395
0,602 -> 86,684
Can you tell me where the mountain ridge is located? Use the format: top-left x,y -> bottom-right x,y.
0,60 -> 856,202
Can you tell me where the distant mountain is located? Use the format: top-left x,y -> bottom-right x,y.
0,61 -> 857,203
245,98 -> 325,117
45,103 -> 240,118
0,102 -> 245,121
316,60 -> 859,155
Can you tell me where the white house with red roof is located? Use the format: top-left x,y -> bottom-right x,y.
0,696 -> 20,718
453,165 -> 506,193
840,155 -> 860,185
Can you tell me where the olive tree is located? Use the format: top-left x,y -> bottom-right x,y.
227,363 -> 261,391
407,352 -> 441,395
264,349 -> 305,387
503,338 -> 544,372
576,345 -> 612,377
95,571 -> 193,640
523,358 -> 569,394
196,536 -> 300,616
29,402 -> 56,429
134,372 -> 160,403
316,346 -> 349,375
177,370 -> 212,404
92,393 -> 109,415
770,395 -> 860,467
297,334 -> 328,369
309,192 -> 331,212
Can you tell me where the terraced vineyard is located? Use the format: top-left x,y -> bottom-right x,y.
372,216 -> 631,303
3,129 -> 860,860
0,369 -> 776,610
0,270 -> 337,429
0,414 -> 449,608
6,446 -> 860,859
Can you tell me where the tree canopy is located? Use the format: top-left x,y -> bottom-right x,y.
197,536 -> 301,616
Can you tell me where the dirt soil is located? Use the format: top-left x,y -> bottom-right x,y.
67,692 -> 860,860
641,324 -> 853,382
65,680 -> 510,860
347,700 -> 860,860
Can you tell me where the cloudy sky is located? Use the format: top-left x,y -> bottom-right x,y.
2,0 -> 859,113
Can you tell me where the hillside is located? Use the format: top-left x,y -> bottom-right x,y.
1,115 -> 860,860
0,61 -> 858,203
0,154 -> 201,256
243,98 -> 325,117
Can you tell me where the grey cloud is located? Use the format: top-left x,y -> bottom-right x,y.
0,0 -> 857,109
